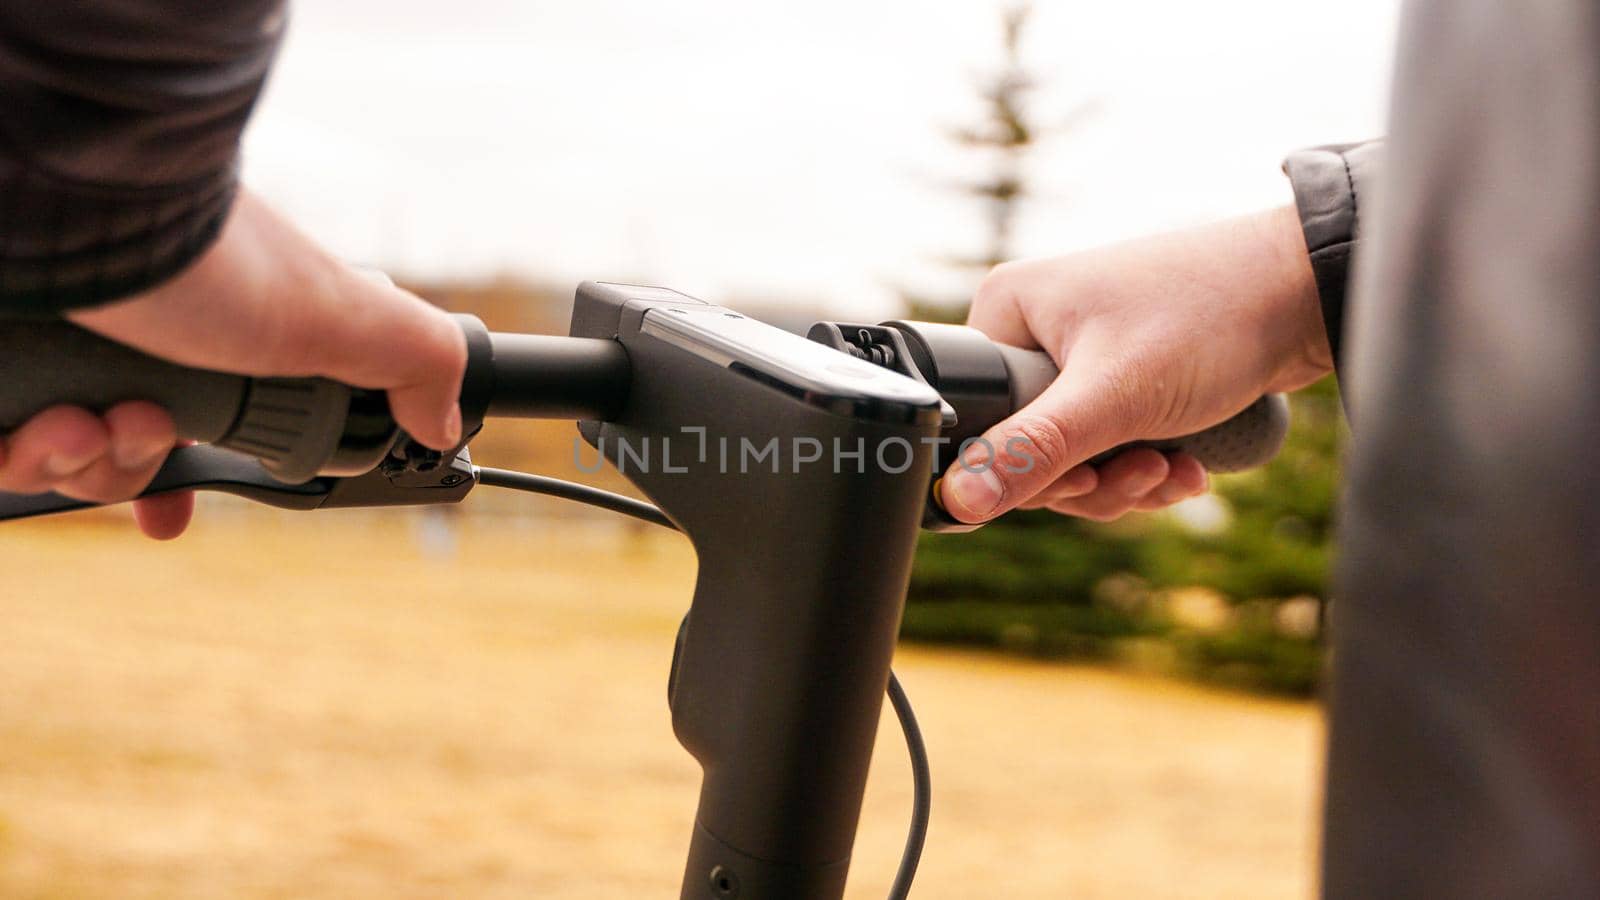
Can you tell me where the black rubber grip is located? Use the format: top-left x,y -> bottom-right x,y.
0,320 -> 361,483
993,343 -> 1289,473
0,321 -> 246,441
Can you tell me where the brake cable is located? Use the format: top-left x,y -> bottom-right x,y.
474,466 -> 931,899
475,467 -> 673,529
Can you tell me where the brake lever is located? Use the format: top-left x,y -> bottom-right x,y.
0,440 -> 478,523
322,441 -> 477,508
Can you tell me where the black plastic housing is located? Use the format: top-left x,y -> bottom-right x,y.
570,282 -> 941,900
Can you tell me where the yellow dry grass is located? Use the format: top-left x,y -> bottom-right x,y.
0,510 -> 1321,899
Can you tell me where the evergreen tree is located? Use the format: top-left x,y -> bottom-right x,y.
908,3 -> 1094,321
950,3 -> 1036,273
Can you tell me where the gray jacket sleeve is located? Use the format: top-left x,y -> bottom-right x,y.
0,1 -> 286,317
1282,140 -> 1384,368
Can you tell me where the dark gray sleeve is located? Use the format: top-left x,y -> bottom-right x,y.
1281,140 -> 1384,368
0,1 -> 286,317
1324,1 -> 1600,894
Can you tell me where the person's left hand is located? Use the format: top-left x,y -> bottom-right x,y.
0,190 -> 467,539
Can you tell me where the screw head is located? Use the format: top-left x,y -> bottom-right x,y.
708,865 -> 739,898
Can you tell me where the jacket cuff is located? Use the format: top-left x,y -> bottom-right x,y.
1282,140 -> 1383,369
0,161 -> 236,317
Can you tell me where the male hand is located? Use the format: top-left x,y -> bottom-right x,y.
0,191 -> 467,539
940,206 -> 1332,524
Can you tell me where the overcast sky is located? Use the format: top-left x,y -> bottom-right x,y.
244,0 -> 1399,317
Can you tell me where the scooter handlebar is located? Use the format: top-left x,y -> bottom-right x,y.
0,316 -> 631,484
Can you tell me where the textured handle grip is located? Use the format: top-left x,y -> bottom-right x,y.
1127,394 -> 1290,473
0,320 -> 359,483
994,343 -> 1289,473
0,320 -> 247,440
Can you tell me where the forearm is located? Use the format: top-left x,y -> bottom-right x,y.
0,0 -> 285,316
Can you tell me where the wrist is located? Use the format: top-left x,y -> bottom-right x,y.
1256,204 -> 1335,390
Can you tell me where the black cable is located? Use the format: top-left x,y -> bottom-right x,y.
472,466 -> 930,898
473,467 -> 675,530
886,671 -> 931,900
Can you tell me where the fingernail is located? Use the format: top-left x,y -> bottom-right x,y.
113,440 -> 169,472
45,449 -> 98,478
353,267 -> 396,289
946,467 -> 1004,519
443,406 -> 463,448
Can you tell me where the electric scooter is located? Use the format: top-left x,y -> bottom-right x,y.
0,281 -> 1288,899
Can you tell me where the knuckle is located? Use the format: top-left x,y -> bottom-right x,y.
972,262 -> 1022,316
31,403 -> 93,431
60,468 -> 151,504
1005,413 -> 1073,477
1051,488 -> 1131,522
105,401 -> 177,439
387,307 -> 466,389
430,312 -> 469,372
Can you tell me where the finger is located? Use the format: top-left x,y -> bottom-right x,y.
938,364 -> 1148,523
134,491 -> 195,540
1016,464 -> 1098,509
134,437 -> 195,539
0,406 -> 109,495
52,402 -> 176,503
1131,453 -> 1209,511
1093,447 -> 1171,498
967,263 -> 1043,349
1045,449 -> 1170,522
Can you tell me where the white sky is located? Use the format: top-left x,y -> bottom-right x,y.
244,0 -> 1399,318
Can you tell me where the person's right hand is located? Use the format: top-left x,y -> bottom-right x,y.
0,190 -> 467,539
939,205 -> 1334,524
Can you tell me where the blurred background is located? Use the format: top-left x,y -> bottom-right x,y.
0,1 -> 1397,896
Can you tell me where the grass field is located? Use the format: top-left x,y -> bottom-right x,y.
0,508 -> 1321,898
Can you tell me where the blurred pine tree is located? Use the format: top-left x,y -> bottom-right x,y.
905,3 -> 1093,322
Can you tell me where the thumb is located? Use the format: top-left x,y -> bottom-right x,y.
294,272 -> 468,452
938,373 -> 1144,523
349,268 -> 468,452
374,303 -> 467,452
